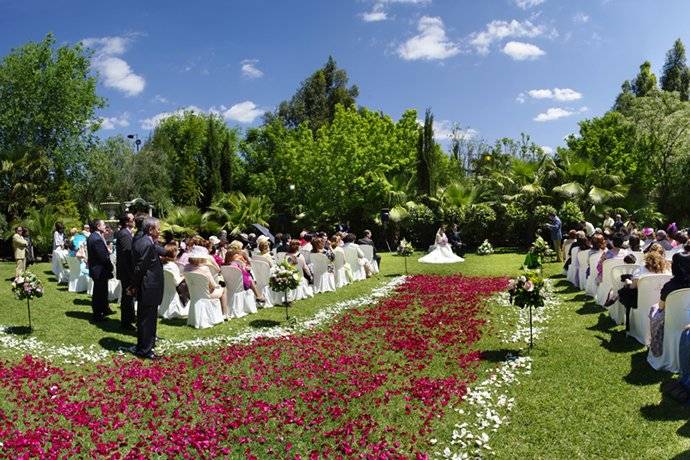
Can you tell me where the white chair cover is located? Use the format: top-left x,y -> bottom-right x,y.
585,251 -> 603,297
562,241 -> 573,274
275,252 -> 287,263
359,245 -> 378,274
52,249 -> 70,283
666,247 -> 684,261
630,274 -> 671,345
107,279 -> 121,302
344,246 -> 366,281
632,251 -> 644,263
221,265 -> 257,318
607,264 -> 640,325
159,270 -> 189,319
300,249 -> 312,265
311,253 -> 336,294
577,249 -> 590,289
333,251 -> 349,289
566,247 -> 581,287
595,258 -> 627,306
251,259 -> 273,308
647,288 -> 690,372
67,256 -> 88,293
184,271 -> 224,329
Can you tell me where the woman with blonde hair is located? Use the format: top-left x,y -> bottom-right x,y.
184,246 -> 228,317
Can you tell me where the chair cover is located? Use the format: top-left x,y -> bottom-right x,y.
647,288 -> 690,372
344,246 -> 366,281
666,247 -> 684,261
251,259 -> 273,308
52,249 -> 70,283
585,251 -> 603,297
67,256 -> 88,293
630,274 -> 671,345
300,249 -> 312,265
595,258 -> 627,306
275,252 -> 287,263
562,241 -> 573,274
311,253 -> 336,294
577,250 -> 590,289
566,247 -> 581,287
159,270 -> 189,319
333,251 -> 349,289
359,245 -> 379,274
632,252 -> 644,263
221,265 -> 257,318
607,264 -> 640,324
184,271 -> 224,329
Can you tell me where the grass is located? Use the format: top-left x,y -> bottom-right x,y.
2,251 -> 690,458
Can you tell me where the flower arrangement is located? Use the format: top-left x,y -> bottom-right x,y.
269,260 -> 300,292
507,271 -> 545,348
12,271 -> 43,300
397,239 -> 414,257
477,239 -> 494,256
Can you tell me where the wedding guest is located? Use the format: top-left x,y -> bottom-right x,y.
645,230 -> 673,252
603,212 -> 614,231
162,243 -> 189,306
596,233 -> 629,283
287,240 -> 313,283
302,233 -> 313,252
82,224 -> 91,238
12,226 -> 27,278
275,233 -> 290,253
87,220 -> 115,323
357,229 -> 381,269
22,228 -> 35,267
224,249 -> 267,304
53,222 -> 65,251
649,253 -> 690,357
186,246 -> 228,316
628,234 -> 641,252
545,212 -> 563,262
115,213 -> 136,331
255,240 -> 274,266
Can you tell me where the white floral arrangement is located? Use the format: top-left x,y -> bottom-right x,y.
12,271 -> 43,300
397,239 -> 414,257
269,259 -> 301,292
477,239 -> 494,256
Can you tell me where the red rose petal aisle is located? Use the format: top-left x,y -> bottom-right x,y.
0,275 -> 506,459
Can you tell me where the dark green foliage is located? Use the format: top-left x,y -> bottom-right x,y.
559,202 -> 585,230
632,61 -> 657,97
460,203 -> 496,247
416,108 -> 435,196
401,203 -> 436,248
661,39 -> 690,101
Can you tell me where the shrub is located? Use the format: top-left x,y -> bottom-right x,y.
403,203 -> 437,248
534,205 -> 557,225
503,202 -> 529,245
559,201 -> 584,230
461,203 -> 496,246
632,205 -> 664,228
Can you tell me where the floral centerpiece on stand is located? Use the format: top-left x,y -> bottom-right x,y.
11,270 -> 43,331
269,259 -> 301,320
396,239 -> 414,274
507,271 -> 545,349
477,239 -> 494,256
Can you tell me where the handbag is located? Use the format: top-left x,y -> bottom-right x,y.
176,280 -> 190,305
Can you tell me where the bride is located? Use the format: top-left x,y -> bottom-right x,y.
418,225 -> 464,264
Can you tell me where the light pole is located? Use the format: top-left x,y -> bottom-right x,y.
127,134 -> 142,153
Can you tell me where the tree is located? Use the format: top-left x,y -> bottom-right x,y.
273,56 -> 359,132
416,108 -> 435,196
201,116 -> 222,208
632,61 -> 658,97
660,38 -> 690,101
613,80 -> 635,113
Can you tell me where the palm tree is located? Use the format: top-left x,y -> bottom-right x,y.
161,207 -> 207,237
202,192 -> 273,235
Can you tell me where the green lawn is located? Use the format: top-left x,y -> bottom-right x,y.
1,251 -> 689,458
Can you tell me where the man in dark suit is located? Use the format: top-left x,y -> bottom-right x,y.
115,213 -> 136,331
87,219 -> 114,322
130,217 -> 165,360
357,229 -> 381,269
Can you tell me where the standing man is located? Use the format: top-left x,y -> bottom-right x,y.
12,226 -> 27,278
131,217 -> 165,360
116,213 -> 136,331
603,212 -> 614,232
545,212 -> 563,262
357,230 -> 381,270
87,220 -> 114,322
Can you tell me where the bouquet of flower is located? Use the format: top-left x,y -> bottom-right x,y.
477,239 -> 494,256
269,260 -> 301,292
507,272 -> 545,310
12,271 -> 44,300
397,239 -> 414,257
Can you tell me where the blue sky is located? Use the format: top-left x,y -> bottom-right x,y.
2,0 -> 689,152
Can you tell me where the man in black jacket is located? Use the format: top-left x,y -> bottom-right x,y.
130,217 -> 165,360
357,230 -> 381,270
87,219 -> 114,322
115,213 -> 136,331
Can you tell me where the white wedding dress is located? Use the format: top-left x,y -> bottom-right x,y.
418,233 -> 464,264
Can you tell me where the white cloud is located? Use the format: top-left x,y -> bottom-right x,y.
153,94 -> 169,104
140,106 -> 203,130
502,41 -> 545,60
516,92 -> 527,103
573,12 -> 590,23
82,35 -> 145,96
525,87 -> 582,101
222,101 -> 265,123
362,8 -> 388,22
468,19 -> 548,55
514,0 -> 545,9
99,113 -> 130,130
541,145 -> 554,154
579,106 -> 589,112
430,120 -> 478,141
397,16 -> 459,61
241,59 -> 264,79
533,107 -> 573,122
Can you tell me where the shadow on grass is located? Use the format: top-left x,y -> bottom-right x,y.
550,274 -> 566,280
160,317 -> 188,327
587,313 -> 617,332
249,319 -> 282,329
41,270 -> 53,276
624,351 -> 671,386
576,301 -> 603,315
57,286 -> 69,292
72,298 -> 91,306
641,395 -> 690,439
3,326 -> 32,336
65,311 -> 134,336
595,330 -> 644,354
99,336 -> 134,352
46,276 -> 58,283
571,293 -> 591,302
385,273 -> 404,278
480,348 -> 524,362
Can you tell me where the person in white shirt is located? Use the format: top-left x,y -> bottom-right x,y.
602,212 -> 614,232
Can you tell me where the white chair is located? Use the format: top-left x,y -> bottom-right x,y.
184,271 -> 224,329
647,288 -> 690,372
251,259 -> 273,308
630,274 -> 671,345
666,247 -> 683,261
577,249 -> 590,290
300,249 -> 312,265
221,265 -> 257,318
275,252 -> 287,263
595,258 -> 627,306
333,251 -> 349,289
67,256 -> 88,293
562,241 -> 573,274
585,251 -> 603,297
359,245 -> 379,274
52,249 -> 70,283
159,270 -> 189,319
311,253 -> 336,294
566,247 -> 581,287
607,264 -> 640,325
632,251 -> 644,263
344,246 -> 366,281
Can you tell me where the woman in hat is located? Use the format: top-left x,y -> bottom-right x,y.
184,245 -> 228,317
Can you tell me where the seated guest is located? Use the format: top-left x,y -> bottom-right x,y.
255,240 -> 274,266
302,233 -> 313,252
225,249 -> 267,303
343,233 -> 372,277
177,237 -> 196,267
185,246 -> 228,317
649,252 -> 690,357
287,240 -> 313,283
274,233 -> 289,253
67,227 -> 80,256
645,230 -> 673,252
596,233 -> 629,283
357,230 -> 381,269
628,234 -> 641,252
163,243 -> 189,305
641,228 -> 655,250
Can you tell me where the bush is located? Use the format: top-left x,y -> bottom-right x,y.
503,202 -> 529,245
402,203 -> 437,248
611,207 -> 629,220
559,201 -> 584,230
440,205 -> 464,226
534,205 -> 557,225
632,205 -> 664,228
461,203 -> 496,246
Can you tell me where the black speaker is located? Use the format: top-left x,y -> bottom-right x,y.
380,208 -> 390,223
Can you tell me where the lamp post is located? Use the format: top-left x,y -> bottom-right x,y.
127,134 -> 142,153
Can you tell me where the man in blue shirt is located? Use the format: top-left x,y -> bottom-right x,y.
545,212 -> 563,261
